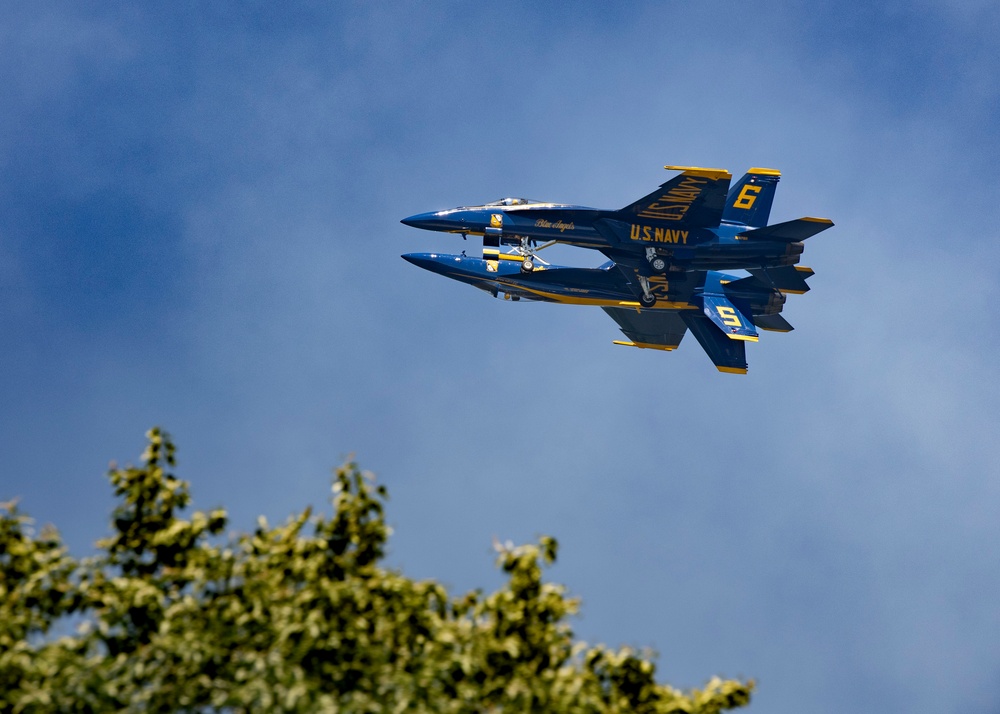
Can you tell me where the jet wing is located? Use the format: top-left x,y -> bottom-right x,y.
603,307 -> 688,351
618,166 -> 732,228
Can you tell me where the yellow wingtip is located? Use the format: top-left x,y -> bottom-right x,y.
717,366 -> 748,374
663,165 -> 731,181
613,340 -> 675,352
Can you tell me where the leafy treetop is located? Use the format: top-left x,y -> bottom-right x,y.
0,428 -> 753,713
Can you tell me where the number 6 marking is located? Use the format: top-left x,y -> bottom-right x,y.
733,184 -> 761,210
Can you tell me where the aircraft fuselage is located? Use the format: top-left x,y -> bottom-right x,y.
401,203 -> 804,271
401,252 -> 785,317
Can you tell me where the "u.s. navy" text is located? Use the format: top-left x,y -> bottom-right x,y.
629,226 -> 689,244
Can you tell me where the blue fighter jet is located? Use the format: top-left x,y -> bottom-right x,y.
401,166 -> 832,373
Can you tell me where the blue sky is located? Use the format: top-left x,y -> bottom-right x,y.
2,2 -> 999,712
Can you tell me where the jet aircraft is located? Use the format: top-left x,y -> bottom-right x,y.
401,166 -> 833,373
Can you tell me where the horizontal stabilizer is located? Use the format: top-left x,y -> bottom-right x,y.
748,265 -> 814,294
603,308 -> 688,350
723,275 -> 769,294
739,217 -> 834,242
700,294 -> 758,342
754,314 -> 794,332
681,313 -> 748,373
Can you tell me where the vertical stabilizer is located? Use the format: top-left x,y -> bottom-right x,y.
681,313 -> 749,373
722,168 -> 780,227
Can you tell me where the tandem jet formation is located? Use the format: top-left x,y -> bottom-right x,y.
401,166 -> 833,374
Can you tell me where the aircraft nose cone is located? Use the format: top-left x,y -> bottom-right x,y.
400,211 -> 439,229
401,253 -> 425,266
401,210 -> 469,232
401,253 -> 444,272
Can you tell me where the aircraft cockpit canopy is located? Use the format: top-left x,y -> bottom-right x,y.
483,197 -> 539,207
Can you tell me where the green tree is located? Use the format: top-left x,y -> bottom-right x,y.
0,428 -> 753,713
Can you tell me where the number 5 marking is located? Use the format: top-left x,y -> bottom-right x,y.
716,306 -> 742,327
